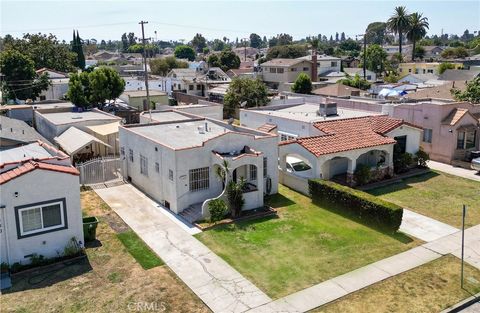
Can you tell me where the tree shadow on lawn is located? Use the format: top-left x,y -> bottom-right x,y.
208,215 -> 280,234
3,256 -> 93,294
368,171 -> 440,197
265,193 -> 295,208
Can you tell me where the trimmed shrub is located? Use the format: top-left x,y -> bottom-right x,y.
354,164 -> 371,186
394,152 -> 414,174
209,199 -> 228,223
415,149 -> 430,168
309,179 -> 403,232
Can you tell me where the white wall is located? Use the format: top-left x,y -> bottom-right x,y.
124,77 -> 173,95
120,126 -> 278,214
240,109 -> 321,139
387,125 -> 422,154
0,169 -> 83,265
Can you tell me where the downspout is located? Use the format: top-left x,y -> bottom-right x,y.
1,205 -> 11,265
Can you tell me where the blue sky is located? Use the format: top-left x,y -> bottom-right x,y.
1,1 -> 479,42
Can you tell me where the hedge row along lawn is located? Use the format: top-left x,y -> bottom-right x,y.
196,185 -> 418,298
117,230 -> 164,270
368,171 -> 480,228
309,179 -> 403,232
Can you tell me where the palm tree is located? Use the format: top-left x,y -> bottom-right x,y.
407,12 -> 429,61
387,6 -> 411,57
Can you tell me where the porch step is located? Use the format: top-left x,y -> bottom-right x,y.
179,203 -> 203,224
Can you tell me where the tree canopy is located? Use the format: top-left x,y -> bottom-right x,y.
249,33 -> 262,48
0,49 -> 50,101
149,57 -> 188,76
191,33 -> 207,52
338,74 -> 371,90
365,22 -> 387,45
72,30 -> 85,70
67,67 -> 125,108
387,6 -> 411,55
266,44 -> 307,60
406,12 -> 429,61
174,45 -> 196,61
2,33 -> 77,72
223,78 -> 268,117
291,73 -> 312,94
452,76 -> 480,103
208,49 -> 241,72
360,44 -> 388,75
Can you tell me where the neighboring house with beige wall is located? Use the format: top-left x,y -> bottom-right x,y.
398,62 -> 463,75
260,59 -> 312,88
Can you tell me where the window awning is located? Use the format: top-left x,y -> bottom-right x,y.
54,127 -> 111,156
85,121 -> 120,136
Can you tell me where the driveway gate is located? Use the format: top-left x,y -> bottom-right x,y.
76,157 -> 123,185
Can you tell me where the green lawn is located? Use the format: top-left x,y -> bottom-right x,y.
315,255 -> 480,313
368,171 -> 480,228
196,185 -> 418,298
117,230 -> 164,269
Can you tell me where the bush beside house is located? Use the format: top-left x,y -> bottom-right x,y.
309,179 -> 403,232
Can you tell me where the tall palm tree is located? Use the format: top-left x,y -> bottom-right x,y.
387,6 -> 411,57
407,12 -> 429,61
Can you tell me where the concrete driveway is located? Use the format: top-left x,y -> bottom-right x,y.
429,160 -> 480,182
95,184 -> 271,313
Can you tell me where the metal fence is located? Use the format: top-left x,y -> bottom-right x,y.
76,156 -> 122,185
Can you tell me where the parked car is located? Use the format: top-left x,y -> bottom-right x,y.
286,156 -> 313,178
472,157 -> 480,172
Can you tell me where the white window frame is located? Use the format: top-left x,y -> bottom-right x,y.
249,164 -> 257,181
140,154 -> 148,176
18,200 -> 65,237
169,169 -> 174,181
263,157 -> 268,177
155,162 -> 160,173
278,131 -> 298,142
423,128 -> 433,143
189,167 -> 209,192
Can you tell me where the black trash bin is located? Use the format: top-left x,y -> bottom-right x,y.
83,216 -> 99,242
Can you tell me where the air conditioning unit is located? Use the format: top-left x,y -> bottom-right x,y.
318,102 -> 338,116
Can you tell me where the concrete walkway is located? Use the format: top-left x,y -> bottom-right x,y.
95,184 -> 271,313
400,209 -> 459,242
429,160 -> 480,182
247,225 -> 480,313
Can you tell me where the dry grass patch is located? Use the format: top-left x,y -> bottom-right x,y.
1,190 -> 210,313
314,255 -> 480,313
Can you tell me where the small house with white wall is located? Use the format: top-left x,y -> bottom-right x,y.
35,68 -> 69,101
0,141 -> 83,265
119,113 -> 278,222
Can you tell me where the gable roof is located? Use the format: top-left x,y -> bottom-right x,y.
441,108 -> 477,126
0,160 -> 79,185
279,116 -> 419,157
261,58 -> 310,67
54,127 -> 111,155
405,81 -> 467,100
257,123 -> 277,133
312,84 -> 361,97
0,115 -> 52,146
439,69 -> 480,82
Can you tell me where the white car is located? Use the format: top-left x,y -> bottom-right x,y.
472,157 -> 480,172
286,156 -> 313,178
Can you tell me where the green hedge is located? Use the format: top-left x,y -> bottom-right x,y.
308,179 -> 403,232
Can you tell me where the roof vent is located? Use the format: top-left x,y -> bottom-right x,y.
197,126 -> 205,134
71,116 -> 83,119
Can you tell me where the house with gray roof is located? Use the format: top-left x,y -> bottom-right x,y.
0,116 -> 51,148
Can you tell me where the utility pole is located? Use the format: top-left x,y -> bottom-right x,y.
363,34 -> 367,81
461,204 -> 466,289
242,37 -> 249,62
139,20 -> 151,122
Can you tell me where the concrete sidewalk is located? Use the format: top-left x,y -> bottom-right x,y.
95,184 -> 271,313
400,209 -> 459,242
429,160 -> 480,182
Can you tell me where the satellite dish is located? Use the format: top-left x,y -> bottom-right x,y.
240,101 -> 247,108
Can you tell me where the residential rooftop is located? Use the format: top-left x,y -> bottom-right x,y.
0,142 -> 52,163
0,115 -> 51,145
124,118 -> 272,150
38,110 -> 121,125
246,103 -> 380,123
121,90 -> 167,97
141,111 -> 195,123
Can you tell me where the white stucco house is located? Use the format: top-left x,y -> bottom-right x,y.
240,96 -> 422,192
35,68 -> 69,101
119,113 -> 278,222
0,141 -> 83,265
35,109 -> 122,161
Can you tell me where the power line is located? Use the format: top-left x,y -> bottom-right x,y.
1,21 -> 137,34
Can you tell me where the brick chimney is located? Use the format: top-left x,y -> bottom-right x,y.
311,49 -> 317,82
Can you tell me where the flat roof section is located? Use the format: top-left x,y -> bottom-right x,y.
39,110 -> 120,125
127,119 -> 232,149
248,103 -> 380,123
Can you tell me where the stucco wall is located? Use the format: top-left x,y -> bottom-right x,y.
0,170 -> 83,265
387,125 -> 422,155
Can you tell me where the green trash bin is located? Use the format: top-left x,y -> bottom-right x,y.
83,216 -> 99,242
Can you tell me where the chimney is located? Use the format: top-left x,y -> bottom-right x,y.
311,49 -> 318,82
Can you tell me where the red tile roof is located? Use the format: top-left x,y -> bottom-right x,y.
257,123 -> 277,133
279,116 -> 419,156
0,160 -> 79,185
